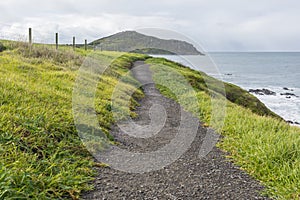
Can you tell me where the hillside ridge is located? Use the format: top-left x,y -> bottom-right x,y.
92,31 -> 203,55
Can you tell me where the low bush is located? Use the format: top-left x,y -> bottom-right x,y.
0,42 -> 6,52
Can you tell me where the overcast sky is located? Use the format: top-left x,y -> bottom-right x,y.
1,0 -> 300,51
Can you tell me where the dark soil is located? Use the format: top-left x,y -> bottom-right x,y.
82,61 -> 270,200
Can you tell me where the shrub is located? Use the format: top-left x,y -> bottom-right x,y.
0,42 -> 6,52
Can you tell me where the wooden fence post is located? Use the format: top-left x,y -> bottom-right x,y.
85,39 -> 87,51
73,36 -> 75,50
55,33 -> 58,50
29,28 -> 32,45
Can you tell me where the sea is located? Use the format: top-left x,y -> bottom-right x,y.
152,52 -> 300,124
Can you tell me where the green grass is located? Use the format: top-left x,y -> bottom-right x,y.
2,39 -> 299,199
91,31 -> 201,55
0,40 -> 148,199
146,57 -> 281,120
129,48 -> 176,55
147,58 -> 300,199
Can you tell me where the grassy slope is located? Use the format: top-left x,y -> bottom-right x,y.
147,58 -> 300,199
92,31 -> 202,55
2,39 -> 299,199
130,48 -> 176,55
0,41 -> 148,199
146,57 -> 281,120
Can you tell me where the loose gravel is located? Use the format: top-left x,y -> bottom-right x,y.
82,61 -> 270,200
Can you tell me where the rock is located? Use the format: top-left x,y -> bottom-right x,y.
283,87 -> 294,91
280,93 -> 299,98
286,120 -> 300,125
287,120 -> 294,124
249,89 -> 276,96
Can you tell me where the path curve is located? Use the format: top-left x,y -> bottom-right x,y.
82,61 -> 269,199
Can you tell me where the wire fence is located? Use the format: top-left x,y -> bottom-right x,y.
0,23 -> 90,49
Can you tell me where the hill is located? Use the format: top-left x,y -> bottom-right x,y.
91,31 -> 203,55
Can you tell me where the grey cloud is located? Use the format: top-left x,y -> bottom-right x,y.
1,0 -> 300,51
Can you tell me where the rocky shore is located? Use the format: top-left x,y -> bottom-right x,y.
248,87 -> 299,125
248,87 -> 299,99
248,88 -> 276,96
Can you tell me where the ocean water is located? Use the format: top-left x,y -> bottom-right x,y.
152,53 -> 300,124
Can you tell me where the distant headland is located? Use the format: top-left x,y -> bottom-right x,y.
91,30 -> 203,55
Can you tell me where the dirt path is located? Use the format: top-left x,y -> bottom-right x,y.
82,61 -> 269,199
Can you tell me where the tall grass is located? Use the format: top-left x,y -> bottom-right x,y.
148,58 -> 300,199
3,39 -> 299,199
0,41 -> 148,199
146,57 -> 281,120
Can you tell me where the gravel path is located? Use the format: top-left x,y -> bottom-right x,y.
82,61 -> 269,200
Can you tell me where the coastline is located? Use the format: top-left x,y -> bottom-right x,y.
147,56 -> 300,199
247,87 -> 300,125
151,53 -> 300,126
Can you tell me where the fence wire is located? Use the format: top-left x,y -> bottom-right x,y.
0,22 -> 89,45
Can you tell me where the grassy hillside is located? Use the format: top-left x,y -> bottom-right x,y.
147,58 -> 300,199
130,48 -> 176,55
146,57 -> 281,120
92,31 -> 203,55
1,39 -> 299,199
0,40 -> 148,199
